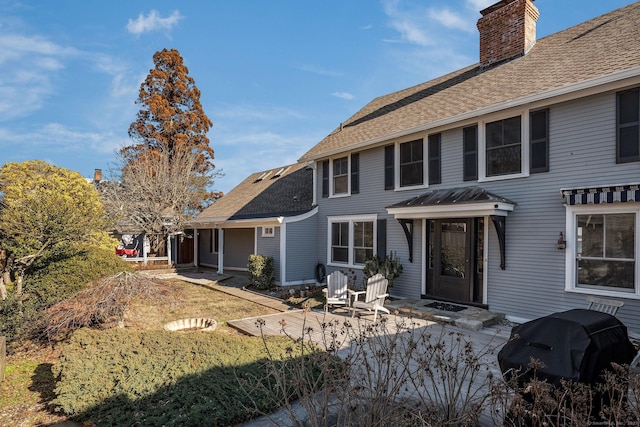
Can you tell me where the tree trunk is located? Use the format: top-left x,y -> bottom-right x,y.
0,276 -> 6,301
16,271 -> 23,298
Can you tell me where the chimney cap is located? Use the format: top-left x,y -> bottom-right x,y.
480,0 -> 527,16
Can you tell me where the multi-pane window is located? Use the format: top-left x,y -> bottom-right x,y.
331,222 -> 349,263
486,116 -> 522,176
617,87 -> 640,163
333,157 -> 349,194
353,221 -> 374,264
399,139 -> 424,187
576,213 -> 635,291
329,217 -> 375,266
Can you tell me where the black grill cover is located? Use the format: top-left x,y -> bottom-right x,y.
498,309 -> 637,386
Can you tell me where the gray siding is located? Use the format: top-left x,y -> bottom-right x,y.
285,215 -> 319,284
256,226 -> 281,282
315,90 -> 640,332
224,228 -> 254,269
197,229 -> 218,267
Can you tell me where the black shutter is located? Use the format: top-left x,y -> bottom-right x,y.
321,160 -> 329,197
463,125 -> 478,181
384,145 -> 394,190
530,109 -> 549,173
428,133 -> 441,185
351,153 -> 359,194
376,219 -> 386,259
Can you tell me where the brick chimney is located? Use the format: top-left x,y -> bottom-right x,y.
477,0 -> 539,69
94,168 -> 102,182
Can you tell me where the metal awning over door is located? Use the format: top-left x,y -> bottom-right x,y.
386,187 -> 516,269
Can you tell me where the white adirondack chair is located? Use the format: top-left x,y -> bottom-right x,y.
586,295 -> 624,316
350,273 -> 390,321
322,270 -> 349,313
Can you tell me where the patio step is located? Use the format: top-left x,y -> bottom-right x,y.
385,299 -> 505,331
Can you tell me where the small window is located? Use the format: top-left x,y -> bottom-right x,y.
428,133 -> 441,185
463,125 -> 478,181
486,116 -> 522,177
272,166 -> 288,178
399,139 -> 424,187
333,157 -> 349,195
530,109 -> 549,173
331,222 -> 349,263
262,226 -> 275,237
255,171 -> 270,182
617,87 -> 640,163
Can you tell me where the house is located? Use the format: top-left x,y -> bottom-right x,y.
294,0 -> 640,331
189,162 -> 318,286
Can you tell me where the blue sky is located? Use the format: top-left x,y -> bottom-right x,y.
0,0 -> 635,194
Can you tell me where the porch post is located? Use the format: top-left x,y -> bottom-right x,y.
166,234 -> 172,266
193,229 -> 199,268
217,229 -> 224,274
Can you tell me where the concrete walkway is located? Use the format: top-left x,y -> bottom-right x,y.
163,269 -> 506,332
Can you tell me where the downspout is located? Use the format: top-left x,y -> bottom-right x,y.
279,220 -> 286,286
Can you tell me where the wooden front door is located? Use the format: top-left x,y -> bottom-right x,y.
427,218 -> 477,302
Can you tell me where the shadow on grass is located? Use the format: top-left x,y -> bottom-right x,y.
29,363 -> 58,409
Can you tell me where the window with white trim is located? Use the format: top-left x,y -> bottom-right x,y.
399,139 -> 425,187
332,157 -> 348,194
566,204 -> 640,296
328,215 -> 376,267
479,112 -> 533,181
262,226 -> 274,237
322,153 -> 360,197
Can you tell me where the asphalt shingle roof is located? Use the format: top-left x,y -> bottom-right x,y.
299,1 -> 640,161
192,162 -> 314,224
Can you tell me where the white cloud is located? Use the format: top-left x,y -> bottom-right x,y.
382,0 -> 432,46
428,8 -> 470,32
466,0 -> 495,12
126,10 -> 183,35
212,103 -> 305,122
0,33 -> 81,121
331,91 -> 354,100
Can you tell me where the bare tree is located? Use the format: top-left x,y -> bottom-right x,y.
101,48 -> 221,254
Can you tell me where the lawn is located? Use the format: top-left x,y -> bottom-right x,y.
0,278 -> 284,427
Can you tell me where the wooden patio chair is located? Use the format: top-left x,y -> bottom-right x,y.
586,295 -> 624,316
322,270 -> 349,313
350,273 -> 390,322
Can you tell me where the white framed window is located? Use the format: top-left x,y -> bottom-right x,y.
262,226 -> 275,237
332,156 -> 349,195
327,214 -> 377,267
565,203 -> 640,298
478,111 -> 530,182
392,138 -> 428,190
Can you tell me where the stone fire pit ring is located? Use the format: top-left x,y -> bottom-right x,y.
163,318 -> 218,332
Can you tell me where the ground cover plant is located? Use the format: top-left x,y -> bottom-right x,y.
53,328 -> 310,426
0,276 -> 280,426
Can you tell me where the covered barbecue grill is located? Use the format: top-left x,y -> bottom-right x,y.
498,309 -> 637,387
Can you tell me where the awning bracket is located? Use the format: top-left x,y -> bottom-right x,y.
398,219 -> 414,263
491,215 -> 506,270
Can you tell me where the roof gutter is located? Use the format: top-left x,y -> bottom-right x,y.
299,66 -> 640,162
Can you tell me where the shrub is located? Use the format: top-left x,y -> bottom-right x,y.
53,328 -> 309,426
0,244 -> 131,349
363,251 -> 403,287
247,254 -> 275,290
